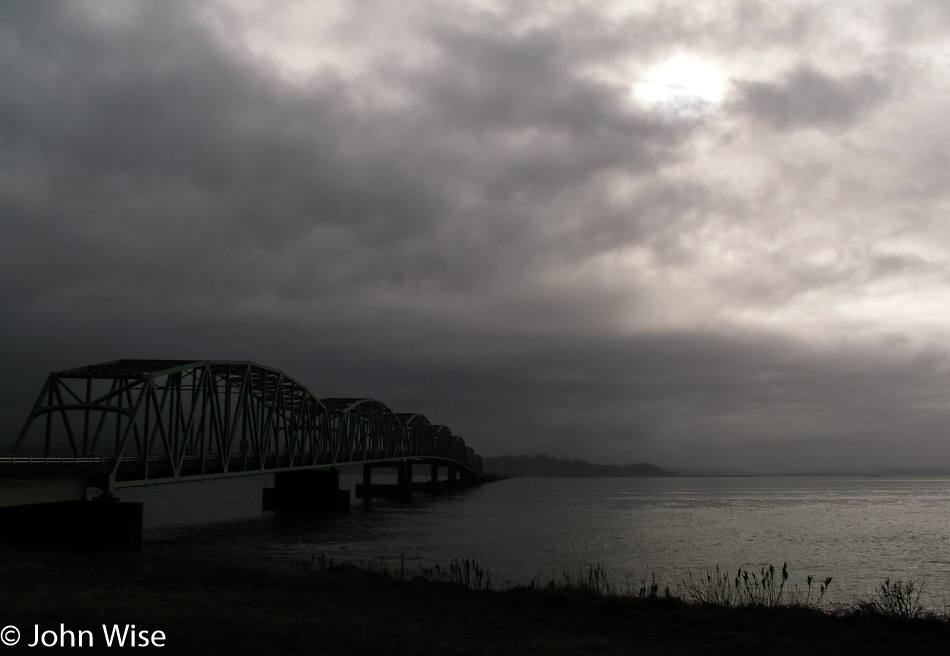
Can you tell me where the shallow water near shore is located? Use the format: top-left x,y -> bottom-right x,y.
127,474 -> 950,608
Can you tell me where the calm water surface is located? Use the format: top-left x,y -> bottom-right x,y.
127,475 -> 950,607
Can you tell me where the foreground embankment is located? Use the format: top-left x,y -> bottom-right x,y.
2,548 -> 949,655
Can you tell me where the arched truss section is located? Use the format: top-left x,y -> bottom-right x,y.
452,436 -> 466,463
321,398 -> 405,462
429,427 -> 481,472
396,413 -> 435,456
12,360 -> 483,487
431,425 -> 453,459
468,448 -> 482,474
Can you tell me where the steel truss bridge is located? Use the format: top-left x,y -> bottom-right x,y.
2,360 -> 484,493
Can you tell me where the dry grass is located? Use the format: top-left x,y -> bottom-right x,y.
856,578 -> 930,620
681,563 -> 833,609
2,548 -> 949,655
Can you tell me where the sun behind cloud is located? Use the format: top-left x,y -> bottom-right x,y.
631,53 -> 728,116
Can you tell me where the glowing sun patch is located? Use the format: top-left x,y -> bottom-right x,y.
632,54 -> 727,116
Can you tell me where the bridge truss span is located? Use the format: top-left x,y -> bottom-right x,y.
8,360 -> 483,490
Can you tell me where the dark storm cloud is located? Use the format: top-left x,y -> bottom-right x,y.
0,1 -> 689,422
732,66 -> 890,130
394,21 -> 697,277
1,37 -> 449,336
375,327 -> 950,472
2,1 -> 949,474
0,0 -> 693,311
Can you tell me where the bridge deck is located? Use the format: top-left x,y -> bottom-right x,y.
0,452 -> 480,489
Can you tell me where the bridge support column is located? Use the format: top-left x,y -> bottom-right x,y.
431,463 -> 443,493
0,497 -> 143,551
445,466 -> 459,489
397,461 -> 411,489
262,468 -> 350,514
355,462 -> 413,500
414,463 -> 444,494
443,467 -> 481,490
362,463 -> 373,488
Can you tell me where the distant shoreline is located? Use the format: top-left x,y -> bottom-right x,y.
483,454 -> 677,478
483,454 -> 950,478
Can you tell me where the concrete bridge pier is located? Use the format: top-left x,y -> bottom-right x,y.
410,463 -> 446,494
445,466 -> 459,489
262,468 -> 350,514
444,467 -> 479,490
355,462 -> 413,500
416,463 -> 444,494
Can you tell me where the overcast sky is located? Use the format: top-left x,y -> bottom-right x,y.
3,0 -> 950,473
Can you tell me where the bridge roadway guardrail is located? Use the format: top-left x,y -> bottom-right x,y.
0,451 -> 482,489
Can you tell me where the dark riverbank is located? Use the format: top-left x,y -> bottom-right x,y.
2,548 -> 949,655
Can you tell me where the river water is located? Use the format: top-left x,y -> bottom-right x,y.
126,474 -> 950,608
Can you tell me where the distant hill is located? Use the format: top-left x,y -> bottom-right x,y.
483,454 -> 676,477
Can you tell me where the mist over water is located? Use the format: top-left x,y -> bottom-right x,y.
128,475 -> 950,607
